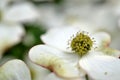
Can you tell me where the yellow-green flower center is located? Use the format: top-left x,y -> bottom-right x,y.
70,32 -> 93,57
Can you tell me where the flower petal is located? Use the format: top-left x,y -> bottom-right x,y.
0,59 -> 31,80
110,33 -> 120,50
44,73 -> 85,80
79,52 -> 120,80
0,23 -> 25,57
100,47 -> 120,58
92,32 -> 111,48
43,73 -> 62,80
4,2 -> 38,23
41,27 -> 83,52
29,44 -> 81,79
25,57 -> 50,80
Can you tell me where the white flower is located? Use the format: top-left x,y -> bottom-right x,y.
29,27 -> 120,80
0,59 -> 31,80
0,23 -> 25,58
0,0 -> 39,57
41,27 -> 111,52
38,4 -> 64,29
37,0 -> 120,55
65,2 -> 118,33
38,0 -> 118,34
0,0 -> 39,23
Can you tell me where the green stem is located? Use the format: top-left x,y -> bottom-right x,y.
85,74 -> 89,80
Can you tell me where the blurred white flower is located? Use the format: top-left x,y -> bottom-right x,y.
38,1 -> 117,33
37,4 -> 65,29
64,2 -> 118,33
0,23 -> 25,58
0,0 -> 39,57
0,59 -> 31,80
29,27 -> 120,80
106,0 -> 120,50
0,0 -> 39,23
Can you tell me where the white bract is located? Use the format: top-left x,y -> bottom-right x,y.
29,44 -> 86,80
29,27 -> 120,80
0,59 -> 31,80
25,57 -> 51,80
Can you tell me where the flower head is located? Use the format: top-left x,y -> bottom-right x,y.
29,27 -> 120,80
70,31 -> 93,57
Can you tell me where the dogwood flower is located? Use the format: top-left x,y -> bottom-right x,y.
29,27 -> 120,80
0,59 -> 31,80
